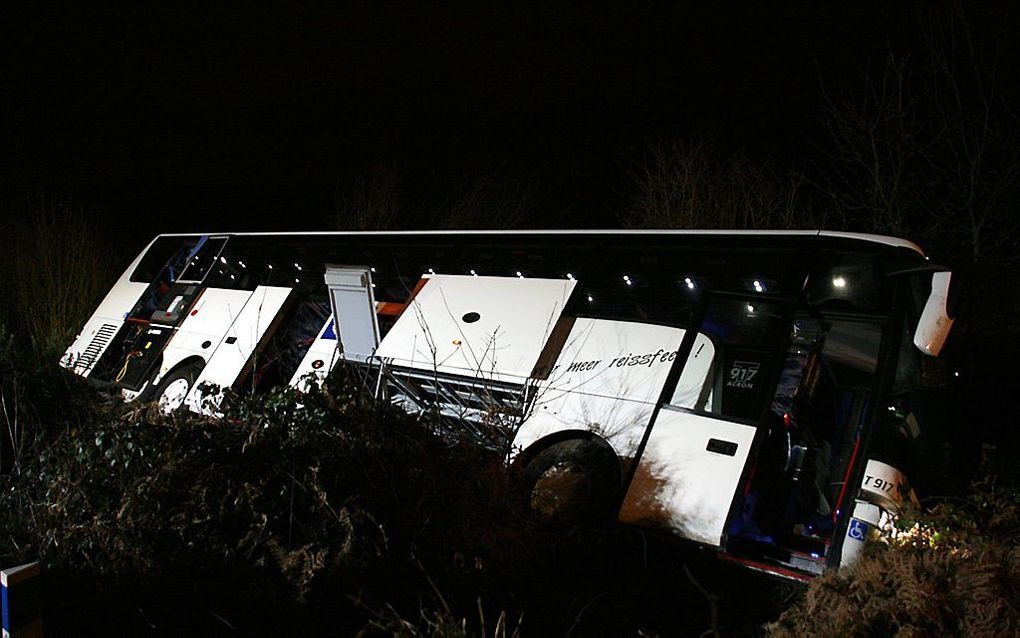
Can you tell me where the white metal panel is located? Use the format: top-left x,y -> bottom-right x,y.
515,318 -> 684,458
538,319 -> 688,402
839,500 -> 882,568
60,238 -> 159,375
185,286 -> 292,413
289,314 -> 342,391
913,271 -> 954,356
518,392 -> 655,461
152,288 -> 255,384
618,407 -> 757,547
61,281 -> 148,376
376,275 -> 576,383
670,332 -> 717,410
860,459 -> 917,512
325,266 -> 379,362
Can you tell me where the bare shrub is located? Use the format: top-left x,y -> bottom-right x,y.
818,5 -> 1020,265
1,194 -> 114,354
622,138 -> 825,230
431,168 -> 538,230
332,163 -> 403,230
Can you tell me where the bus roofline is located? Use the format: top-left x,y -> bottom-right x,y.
146,229 -> 926,255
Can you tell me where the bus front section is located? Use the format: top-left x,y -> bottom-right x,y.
623,246 -> 959,579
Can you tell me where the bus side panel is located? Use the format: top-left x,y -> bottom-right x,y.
514,318 -> 685,459
60,241 -> 156,377
619,408 -> 756,547
289,315 -> 340,392
152,288 -> 256,385
185,285 -> 292,414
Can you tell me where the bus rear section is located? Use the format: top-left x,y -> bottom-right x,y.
59,235 -> 332,414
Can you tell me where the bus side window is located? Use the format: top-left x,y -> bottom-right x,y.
131,240 -> 198,317
670,296 -> 789,421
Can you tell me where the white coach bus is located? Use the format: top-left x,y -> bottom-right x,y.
61,230 -> 956,580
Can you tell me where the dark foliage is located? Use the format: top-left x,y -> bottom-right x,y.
1,356 -> 797,635
1,366 -> 523,634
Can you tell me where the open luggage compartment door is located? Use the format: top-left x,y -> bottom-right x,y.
375,275 -> 577,383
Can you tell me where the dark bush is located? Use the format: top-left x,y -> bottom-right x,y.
0,368 -> 543,634
1,362 -> 800,635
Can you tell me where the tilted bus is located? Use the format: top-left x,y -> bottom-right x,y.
60,230 -> 957,581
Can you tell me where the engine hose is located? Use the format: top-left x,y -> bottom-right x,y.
115,351 -> 141,383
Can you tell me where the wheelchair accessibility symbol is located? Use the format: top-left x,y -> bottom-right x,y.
848,518 -> 871,541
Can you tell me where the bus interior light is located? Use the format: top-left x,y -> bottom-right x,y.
753,280 -> 765,293
832,276 -> 847,289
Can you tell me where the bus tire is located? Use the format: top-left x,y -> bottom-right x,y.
153,364 -> 200,415
518,438 -> 620,526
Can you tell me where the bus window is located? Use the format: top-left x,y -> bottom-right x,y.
130,236 -> 199,284
806,251 -> 883,312
177,237 -> 228,283
671,296 -> 790,421
577,271 -> 699,329
129,238 -> 199,317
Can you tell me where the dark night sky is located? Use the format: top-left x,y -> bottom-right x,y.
1,1 -> 1010,247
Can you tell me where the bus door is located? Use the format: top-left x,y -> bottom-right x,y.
619,296 -> 792,547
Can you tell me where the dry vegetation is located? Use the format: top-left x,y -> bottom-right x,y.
620,138 -> 823,231
0,355 -> 791,635
0,194 -> 115,355
770,486 -> 1020,636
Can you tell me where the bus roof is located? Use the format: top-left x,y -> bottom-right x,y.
152,229 -> 925,256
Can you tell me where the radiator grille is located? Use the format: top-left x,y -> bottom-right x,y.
73,323 -> 118,373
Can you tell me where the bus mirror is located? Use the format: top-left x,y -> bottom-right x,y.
913,271 -> 954,357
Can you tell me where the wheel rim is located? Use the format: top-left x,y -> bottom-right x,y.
158,378 -> 191,414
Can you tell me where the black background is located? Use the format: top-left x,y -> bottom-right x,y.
4,1 -> 990,246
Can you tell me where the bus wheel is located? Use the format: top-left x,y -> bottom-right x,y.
519,439 -> 620,526
154,365 -> 200,415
